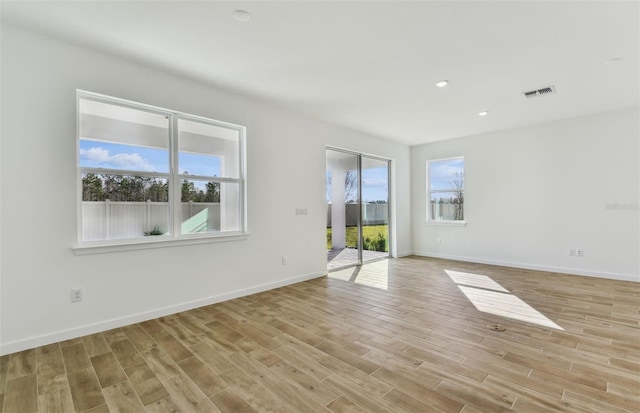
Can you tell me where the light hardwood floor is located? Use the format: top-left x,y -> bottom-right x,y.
1,256 -> 639,412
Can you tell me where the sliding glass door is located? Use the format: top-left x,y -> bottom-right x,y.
360,156 -> 390,262
326,148 -> 390,270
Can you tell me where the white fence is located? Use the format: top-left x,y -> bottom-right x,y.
82,201 -> 221,241
326,203 -> 389,227
325,202 -> 462,226
430,202 -> 462,221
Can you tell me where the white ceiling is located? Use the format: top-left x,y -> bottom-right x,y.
2,1 -> 638,146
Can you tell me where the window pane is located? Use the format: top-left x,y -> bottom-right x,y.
180,180 -> 240,234
79,140 -> 169,172
429,158 -> 464,191
179,152 -> 221,177
361,157 -> 389,253
178,118 -> 240,178
81,173 -> 169,241
180,179 -> 220,203
79,98 -> 169,173
430,191 -> 464,221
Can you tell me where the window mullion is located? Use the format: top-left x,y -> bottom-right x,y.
80,167 -> 170,179
176,174 -> 240,183
170,114 -> 181,238
430,189 -> 463,194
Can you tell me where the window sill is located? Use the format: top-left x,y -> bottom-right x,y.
72,232 -> 250,255
426,220 -> 467,227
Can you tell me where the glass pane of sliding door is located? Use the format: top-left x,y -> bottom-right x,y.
326,149 -> 391,271
326,149 -> 360,270
361,156 -> 390,263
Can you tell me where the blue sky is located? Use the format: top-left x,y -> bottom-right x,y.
429,158 -> 464,191
326,166 -> 389,203
81,140 -> 389,199
361,166 -> 389,202
79,140 -> 221,176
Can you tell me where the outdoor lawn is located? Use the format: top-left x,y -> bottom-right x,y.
327,224 -> 388,252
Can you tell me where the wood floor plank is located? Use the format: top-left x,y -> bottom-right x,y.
109,339 -> 145,369
122,326 -> 157,353
383,387 -> 447,413
269,359 -> 341,406
7,349 -> 36,380
189,340 -> 236,373
210,389 -> 259,413
323,372 -> 406,413
218,366 -> 283,412
227,351 -> 330,412
175,356 -> 227,398
143,398 -> 177,413
61,343 -> 91,374
2,256 -> 638,413
435,377 -> 517,412
562,389 -> 637,413
35,343 -> 67,399
37,375 -> 74,413
161,374 -> 221,413
36,344 -> 65,378
91,352 -> 127,388
67,368 -> 106,413
272,343 -> 333,381
83,334 -> 111,358
141,347 -> 182,382
146,330 -> 192,363
102,329 -> 128,345
326,395 -> 370,413
83,404 -> 110,413
124,363 -> 169,406
315,340 -> 380,374
3,375 -> 37,413
102,381 -> 146,413
0,355 -> 10,396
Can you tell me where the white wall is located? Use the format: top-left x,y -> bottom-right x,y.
0,25 -> 411,354
411,109 -> 639,281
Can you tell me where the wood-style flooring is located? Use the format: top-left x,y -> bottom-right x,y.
1,256 -> 639,412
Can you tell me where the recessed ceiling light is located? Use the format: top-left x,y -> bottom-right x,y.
233,10 -> 251,22
604,57 -> 623,65
478,111 -> 489,117
436,80 -> 449,88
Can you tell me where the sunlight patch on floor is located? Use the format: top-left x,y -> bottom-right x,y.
329,260 -> 389,290
445,270 -> 563,330
444,270 -> 509,292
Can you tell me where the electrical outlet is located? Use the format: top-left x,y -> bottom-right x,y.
71,288 -> 83,303
436,238 -> 441,244
576,248 -> 584,257
282,256 -> 288,265
569,248 -> 576,256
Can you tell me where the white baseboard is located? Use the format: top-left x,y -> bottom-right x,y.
412,251 -> 639,283
0,271 -> 327,356
397,250 -> 414,258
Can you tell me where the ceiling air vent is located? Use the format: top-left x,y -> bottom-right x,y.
523,85 -> 556,99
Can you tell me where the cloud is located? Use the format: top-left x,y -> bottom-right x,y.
431,163 -> 463,178
362,177 -> 388,187
80,146 -> 154,171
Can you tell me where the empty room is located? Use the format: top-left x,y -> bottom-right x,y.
0,1 -> 638,413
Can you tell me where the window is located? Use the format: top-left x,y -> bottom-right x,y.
427,156 -> 464,222
77,91 -> 246,247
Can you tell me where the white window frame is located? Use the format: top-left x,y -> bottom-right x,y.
426,156 -> 466,226
73,90 -> 248,254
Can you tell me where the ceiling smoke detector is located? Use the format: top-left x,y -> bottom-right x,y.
523,85 -> 556,99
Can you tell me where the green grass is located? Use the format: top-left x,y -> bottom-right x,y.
327,224 -> 388,252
